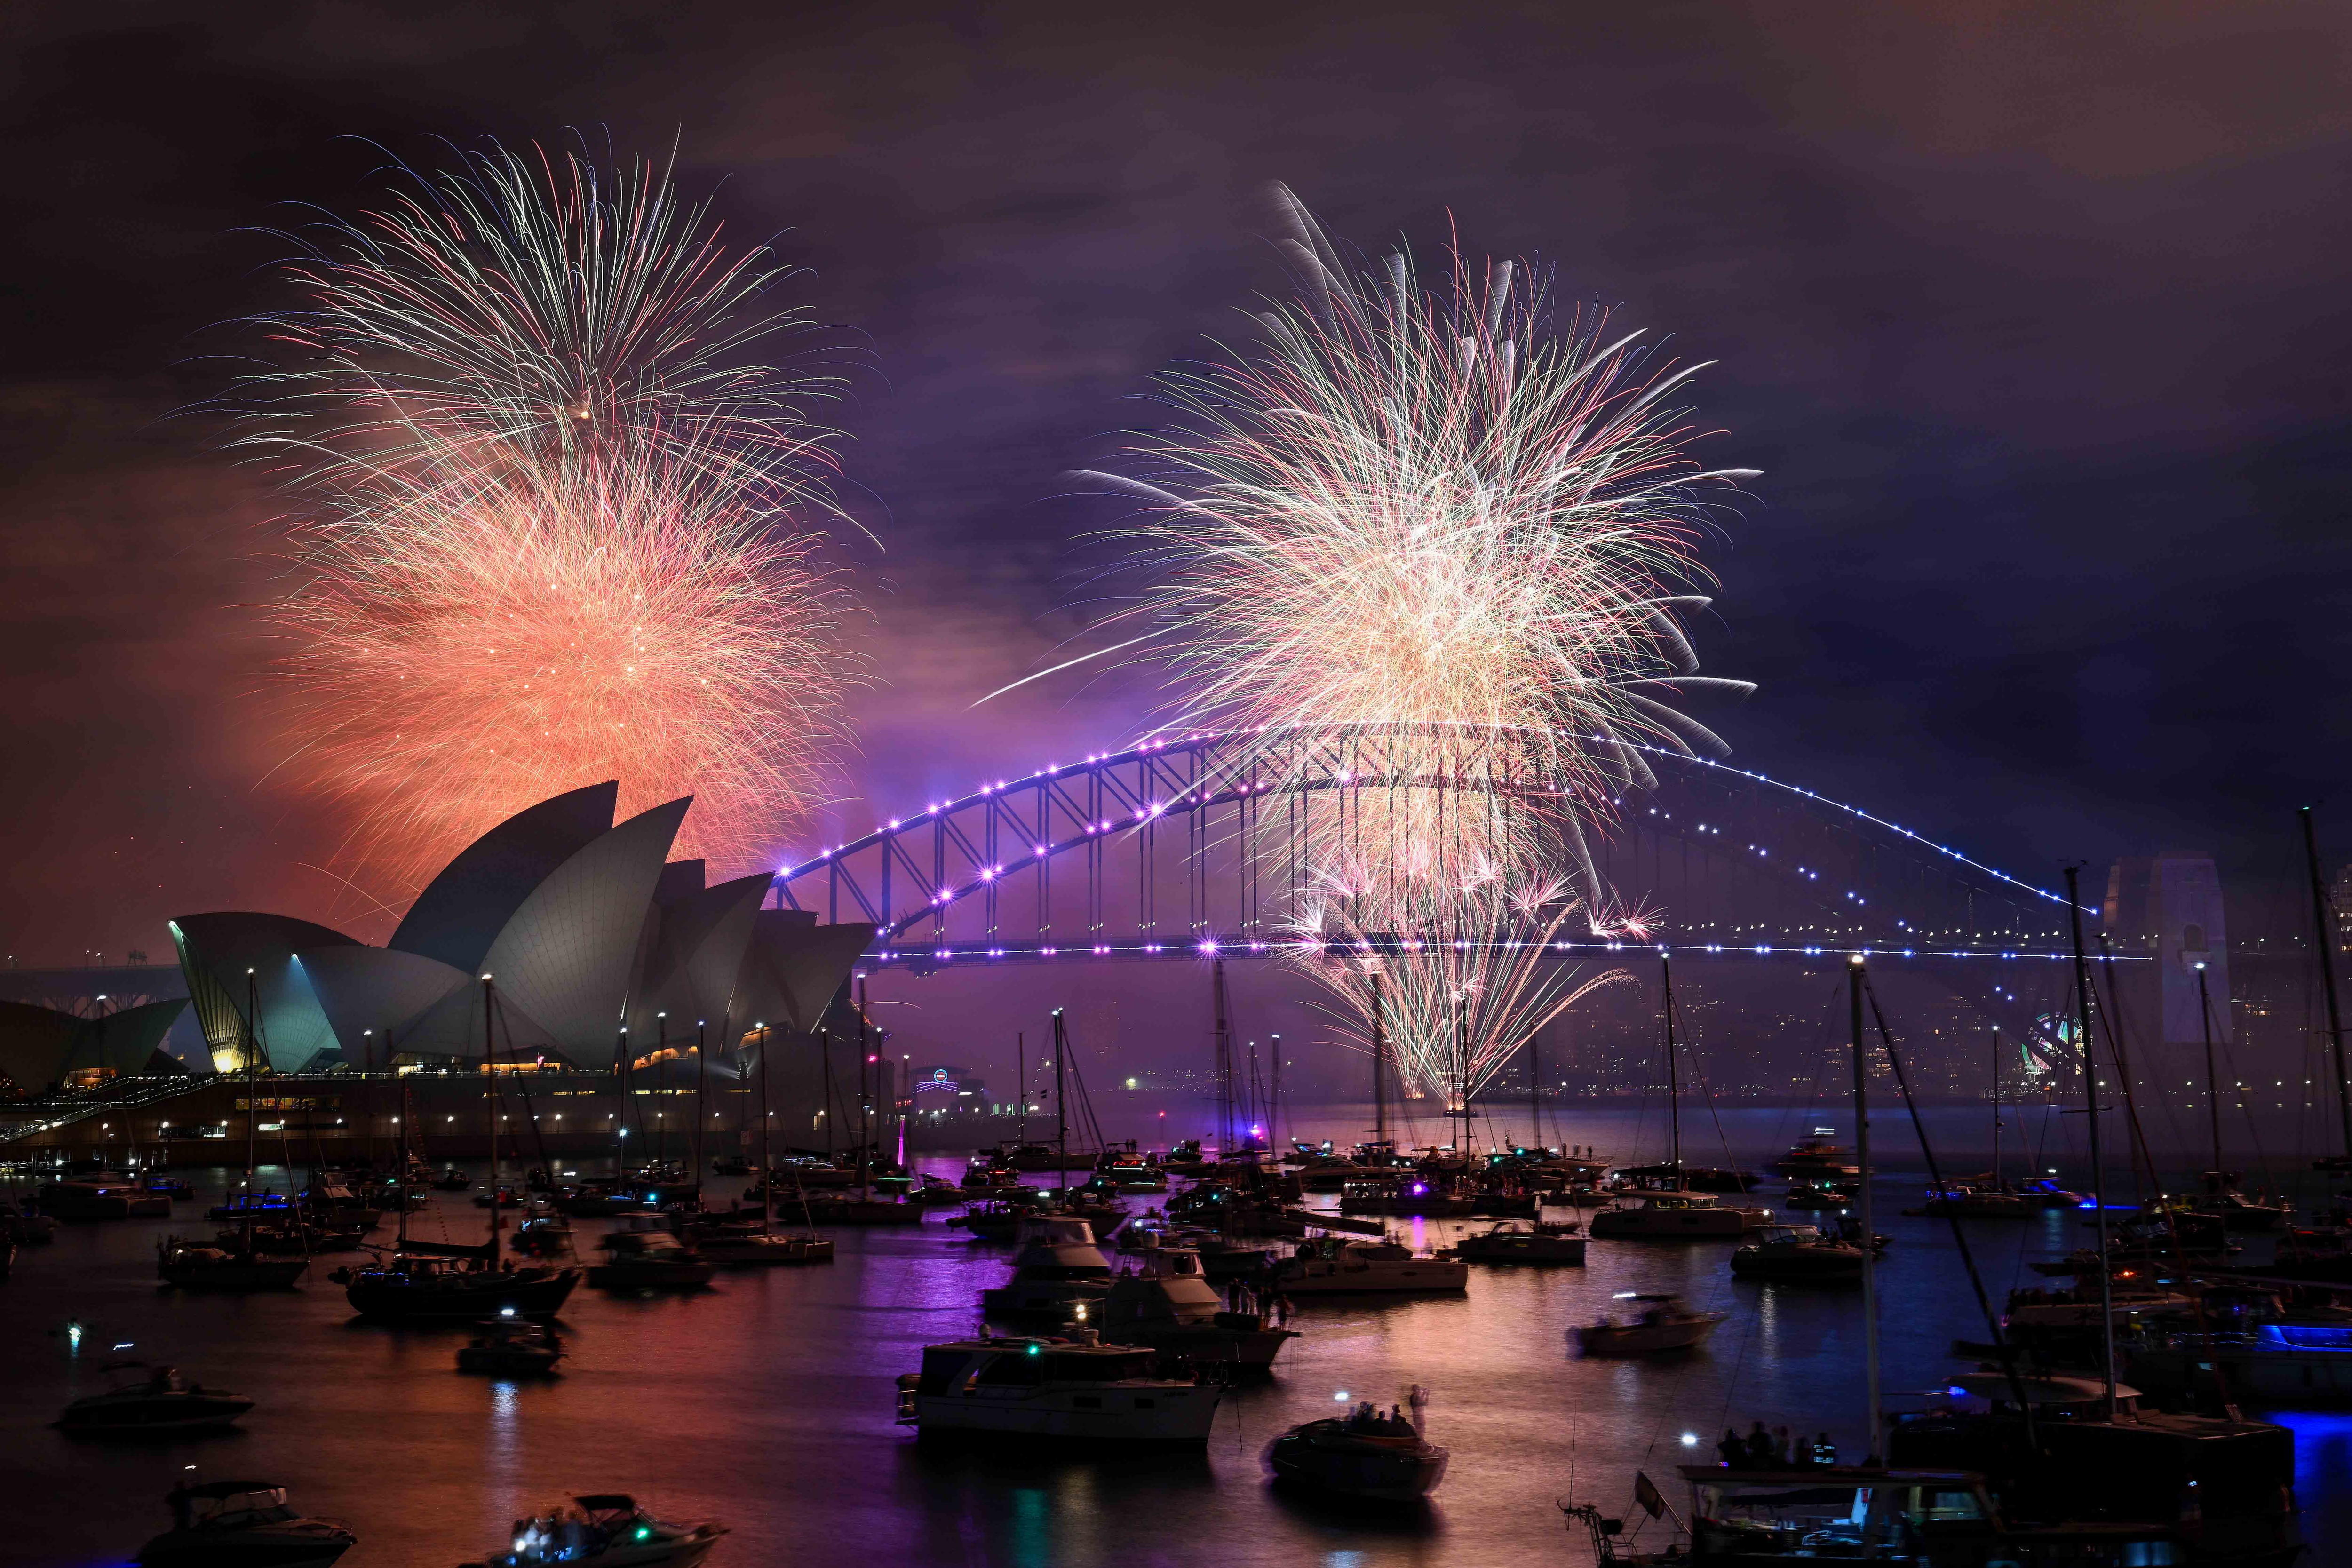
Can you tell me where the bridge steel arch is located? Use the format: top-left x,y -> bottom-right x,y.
771,727 -> 2090,990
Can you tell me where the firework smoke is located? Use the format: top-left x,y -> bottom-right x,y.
238,142 -> 861,883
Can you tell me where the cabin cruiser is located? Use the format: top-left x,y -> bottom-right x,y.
1272,1237 -> 1468,1295
1588,1190 -> 1752,1238
1909,1182 -> 2033,1219
981,1216 -> 1117,1317
1573,1292 -> 1724,1356
458,1317 -> 564,1377
459,1496 -> 725,1568
896,1333 -> 1222,1442
1099,1247 -> 1295,1370
58,1362 -> 254,1435
689,1225 -> 833,1266
158,1236 -> 307,1290
587,1230 -> 715,1290
135,1480 -> 355,1568
2184,1172 -> 2292,1232
2128,1318 -> 2352,1403
1450,1218 -> 1586,1265
1265,1393 -> 1448,1501
1728,1224 -> 1867,1280
1771,1133 -> 1859,1179
1614,1160 -> 1761,1194
337,1250 -> 580,1321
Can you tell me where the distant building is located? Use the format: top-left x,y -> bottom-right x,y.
910,1063 -> 988,1111
2103,852 -> 2232,1050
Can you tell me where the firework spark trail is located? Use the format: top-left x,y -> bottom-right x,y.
1081,189 -> 1753,902
1289,864 -> 1635,1106
238,141 -> 862,885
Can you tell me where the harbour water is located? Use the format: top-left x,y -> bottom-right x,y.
9,1103 -> 2350,1566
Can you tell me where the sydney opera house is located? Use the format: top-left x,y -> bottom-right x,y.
167,782 -> 874,1077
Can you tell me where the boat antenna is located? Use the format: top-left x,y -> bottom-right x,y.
2062,865 -> 2117,1417
2299,806 -> 2351,1163
1848,955 -> 1882,1464
1052,1007 -> 1069,1181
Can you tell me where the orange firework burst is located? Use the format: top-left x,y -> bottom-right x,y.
239,140 -> 864,886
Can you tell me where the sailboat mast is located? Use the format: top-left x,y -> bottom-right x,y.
1528,1026 -> 1542,1154
1850,956 -> 1881,1463
1212,960 -> 1233,1155
1661,954 -> 1681,1173
482,974 -> 499,1268
694,1020 -> 707,1193
1370,968 -> 1387,1145
2197,964 -> 2224,1176
856,979 -> 872,1196
1989,1025 -> 2002,1187
1052,1009 -> 1068,1175
2063,866 -> 2116,1414
243,970 -> 260,1246
2299,807 -> 2351,1159
758,1023 -> 773,1234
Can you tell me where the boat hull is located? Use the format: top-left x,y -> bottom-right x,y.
906,1385 -> 1221,1443
59,1393 -> 255,1434
343,1267 -> 579,1321
1266,1433 -> 1449,1501
1274,1259 -> 1468,1294
136,1526 -> 355,1568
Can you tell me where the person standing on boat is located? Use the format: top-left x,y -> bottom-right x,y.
1716,1428 -> 1746,1468
1743,1422 -> 1774,1467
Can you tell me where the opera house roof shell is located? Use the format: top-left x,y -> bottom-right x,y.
170,783 -> 874,1073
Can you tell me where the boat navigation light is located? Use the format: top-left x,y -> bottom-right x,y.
1682,1433 -> 1699,1447
1612,1291 -> 1640,1300
1335,1390 -> 1351,1401
500,1306 -> 516,1317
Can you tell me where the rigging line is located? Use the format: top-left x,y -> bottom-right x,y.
1863,974 -> 2040,1441
1666,977 -> 1739,1170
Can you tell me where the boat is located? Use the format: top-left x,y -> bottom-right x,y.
58,1362 -> 254,1435
2184,1173 -> 2292,1232
42,1176 -> 173,1220
134,1480 -> 355,1568
1772,1132 -> 1860,1179
157,1236 -> 308,1291
457,1317 -> 564,1377
1,1195 -> 58,1243
340,1251 -> 582,1320
431,1169 -> 473,1192
894,1333 -> 1223,1442
458,1495 -> 724,1568
1098,1246 -> 1295,1370
1573,1292 -> 1725,1356
1909,1183 -> 2034,1219
510,1214 -> 575,1257
688,1218 -> 834,1266
2127,1318 -> 2352,1404
1615,1160 -> 1761,1194
1450,1218 -> 1586,1265
1727,1223 -> 1867,1280
1271,1236 -> 1468,1294
1587,1189 -> 1751,1238
1336,1175 -> 1477,1217
710,1154 -> 751,1177
587,1230 -> 715,1290
980,1216 -> 1116,1317
1264,1389 -> 1448,1501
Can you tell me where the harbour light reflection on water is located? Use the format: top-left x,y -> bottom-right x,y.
5,1100 -> 2351,1564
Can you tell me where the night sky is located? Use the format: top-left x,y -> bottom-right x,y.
6,2 -> 2351,965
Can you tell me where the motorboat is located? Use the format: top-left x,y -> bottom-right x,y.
43,1176 -> 172,1220
961,1156 -> 1024,1190
207,1192 -> 301,1224
1099,1247 -> 1295,1370
981,1216 -> 1116,1317
587,1230 -> 715,1290
459,1496 -> 724,1568
58,1362 -> 254,1435
1271,1237 -> 1468,1295
1771,1133 -> 1859,1179
1728,1224 -> 1867,1280
2127,1319 -> 2352,1404
1909,1183 -> 2034,1219
1264,1395 -> 1448,1501
458,1317 -> 564,1377
432,1169 -> 473,1192
1587,1190 -> 1750,1239
157,1236 -> 307,1291
2184,1173 -> 2292,1232
1573,1292 -> 1725,1356
337,1252 -> 581,1321
134,1480 -> 354,1568
690,1226 -> 834,1266
1781,1180 -> 1859,1212
1337,1177 -> 1477,1218
710,1154 -> 752,1177
1450,1219 -> 1586,1265
510,1214 -> 575,1257
895,1333 -> 1223,1442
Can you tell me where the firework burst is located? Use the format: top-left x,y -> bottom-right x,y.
1288,864 -> 1633,1106
238,141 -> 862,885
1081,189 -> 1752,895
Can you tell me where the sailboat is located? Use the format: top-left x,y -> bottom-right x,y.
691,1021 -> 832,1265
1590,955 -> 1769,1239
335,977 -> 580,1321
158,979 -> 306,1290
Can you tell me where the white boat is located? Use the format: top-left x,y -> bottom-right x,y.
980,1216 -> 1116,1317
1272,1237 -> 1468,1294
1587,1190 -> 1752,1238
1573,1292 -> 1726,1356
1100,1247 -> 1296,1370
1450,1219 -> 1585,1265
895,1334 -> 1223,1442
460,1495 -> 725,1567
58,1363 -> 254,1435
135,1481 -> 354,1568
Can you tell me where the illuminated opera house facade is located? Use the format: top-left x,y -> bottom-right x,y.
167,783 -> 875,1077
